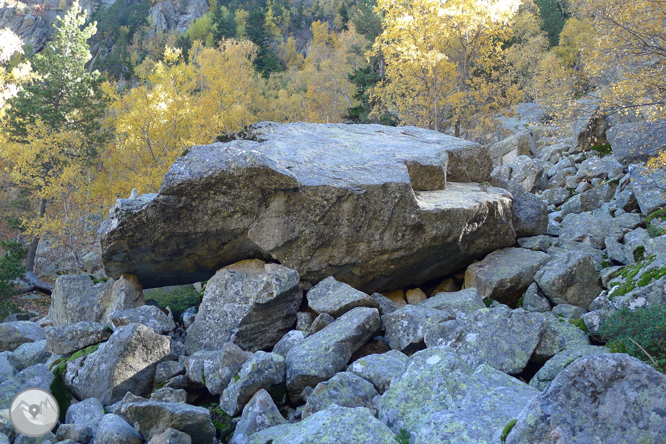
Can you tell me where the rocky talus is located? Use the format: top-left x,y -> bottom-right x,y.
2,112 -> 666,443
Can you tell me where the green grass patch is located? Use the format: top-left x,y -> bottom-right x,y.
633,246 -> 646,262
599,305 -> 666,373
609,255 -> 657,298
395,428 -> 411,444
645,208 -> 666,238
483,298 -> 493,308
144,285 -> 202,320
500,419 -> 518,442
203,403 -> 235,443
568,318 -> 589,334
590,143 -> 612,157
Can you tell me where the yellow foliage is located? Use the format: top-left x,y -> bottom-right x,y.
0,28 -> 35,116
277,36 -> 304,70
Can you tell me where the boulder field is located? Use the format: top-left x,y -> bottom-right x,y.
3,115 -> 666,443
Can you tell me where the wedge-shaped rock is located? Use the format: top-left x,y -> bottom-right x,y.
348,350 -> 408,394
120,400 -> 215,444
0,321 -> 45,352
302,372 -> 379,419
378,347 -> 539,441
45,321 -> 112,355
306,277 -> 379,318
529,345 -> 606,391
110,305 -> 176,334
64,324 -> 171,404
505,353 -> 666,444
531,312 -> 590,363
99,122 -> 515,293
183,343 -> 249,395
424,307 -> 546,374
534,250 -> 602,308
464,247 -> 550,305
231,389 -> 287,444
382,305 -> 455,353
249,405 -> 396,444
285,307 -> 381,401
420,288 -> 485,314
185,263 -> 302,354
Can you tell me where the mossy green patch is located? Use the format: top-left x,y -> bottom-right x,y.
633,246 -> 646,262
610,255 -> 657,298
144,285 -> 203,320
568,318 -> 589,334
645,208 -> 666,237
500,419 -> 518,442
590,143 -> 612,157
483,299 -> 493,308
152,381 -> 167,393
204,403 -> 236,442
601,260 -> 610,268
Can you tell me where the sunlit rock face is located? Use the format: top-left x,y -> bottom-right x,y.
99,122 -> 515,293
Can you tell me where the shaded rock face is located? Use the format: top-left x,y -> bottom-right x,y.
100,122 -> 515,293
184,263 -> 303,353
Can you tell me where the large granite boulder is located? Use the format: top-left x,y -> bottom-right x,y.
302,372 -> 379,419
0,321 -> 45,352
64,324 -> 172,404
606,119 -> 666,166
0,364 -> 54,410
45,321 -> 112,355
285,307 -> 381,400
534,250 -> 602,308
109,305 -> 176,334
505,353 -> 666,443
99,122 -> 516,293
184,262 -> 302,353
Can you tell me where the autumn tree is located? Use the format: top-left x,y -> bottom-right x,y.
1,1 -> 107,271
0,29 -> 34,115
369,0 -> 523,136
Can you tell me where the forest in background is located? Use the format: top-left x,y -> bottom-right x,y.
0,0 -> 664,280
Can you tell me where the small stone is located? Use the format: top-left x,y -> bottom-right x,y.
149,387 -> 187,403
55,423 -> 93,444
382,290 -> 406,308
147,427 -> 192,444
308,313 -> 335,335
306,277 -> 379,318
348,350 -> 408,394
95,413 -> 143,444
271,330 -> 307,359
231,389 -> 287,444
302,372 -> 379,419
405,288 -> 426,305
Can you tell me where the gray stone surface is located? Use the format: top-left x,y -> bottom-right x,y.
150,387 -> 187,403
0,364 -> 54,410
271,330 -> 307,358
6,340 -> 50,371
573,155 -> 624,182
120,400 -> 215,443
627,164 -> 666,215
285,307 -> 381,400
464,248 -> 550,305
521,283 -> 551,312
64,324 -> 172,404
308,313 -> 335,335
378,347 -> 539,441
348,350 -> 408,394
490,178 -> 548,238
65,398 -> 106,435
154,361 -> 186,386
185,263 -> 302,354
531,312 -> 590,363
505,353 -> 666,444
220,351 -> 285,416
0,353 -> 16,383
55,423 -> 93,444
0,321 -> 45,352
100,122 -> 517,293
419,288 -> 485,315
183,343 -> 249,395
147,427 -> 192,444
424,307 -> 546,374
494,155 -> 544,193
551,304 -> 586,319
231,389 -> 287,444
559,212 -> 620,250
538,187 -> 570,206
45,321 -> 112,355
368,293 -> 398,315
306,277 -> 379,318
95,414 -> 144,444
607,119 -> 666,165
382,305 -> 455,352
302,372 -> 379,419
606,254 -> 666,310
529,345 -> 606,390
248,405 -> 396,444
489,132 -> 536,166
110,305 -> 176,334
516,235 -> 552,252
534,250 -> 602,308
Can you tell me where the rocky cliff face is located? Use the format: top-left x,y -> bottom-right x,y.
0,0 -> 207,55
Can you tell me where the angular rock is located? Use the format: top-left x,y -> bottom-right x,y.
249,405 -> 396,444
49,275 -> 114,326
495,155 -> 544,193
231,389 -> 287,444
103,274 -> 146,324
110,305 -> 176,334
348,350 -> 408,394
573,155 -> 624,182
538,187 -> 570,206
65,398 -> 106,435
64,324 -> 172,404
184,263 -> 302,354
551,304 -> 586,319
529,345 -> 606,390
0,353 -> 16,382
183,343 -> 249,395
382,305 -> 455,352
306,277 -> 379,318
464,247 -> 550,305
120,400 -> 215,443
45,321 -> 112,355
521,283 -> 551,312
531,312 -> 590,363
308,313 -> 335,335
490,177 -> 548,238
378,347 -> 539,439
627,164 -> 666,215
489,132 -> 536,166
546,167 -> 576,189
271,330 -> 307,358
382,290 -> 406,308
148,427 -> 192,444
220,351 -> 285,417
302,372 -> 378,419
505,353 -> 666,444
405,288 -> 426,305
534,250 -> 602,308
0,321 -> 45,352
55,423 -> 93,444
150,387 -> 187,403
95,413 -> 144,444
419,288 -> 485,315
6,340 -> 50,371
154,361 -> 186,386
368,293 -> 398,315
0,364 -> 54,410
295,312 -> 316,331
100,122 -> 516,293
285,307 -> 381,400
424,307 -> 546,374
606,119 -> 666,166
559,211 -> 620,250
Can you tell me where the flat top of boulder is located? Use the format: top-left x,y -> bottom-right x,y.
163,122 -> 486,192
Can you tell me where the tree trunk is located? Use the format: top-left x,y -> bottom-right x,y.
25,198 -> 46,273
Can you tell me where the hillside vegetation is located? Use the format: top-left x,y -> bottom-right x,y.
0,0 -> 664,276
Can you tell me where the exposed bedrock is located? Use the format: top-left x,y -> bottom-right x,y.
99,122 -> 516,292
